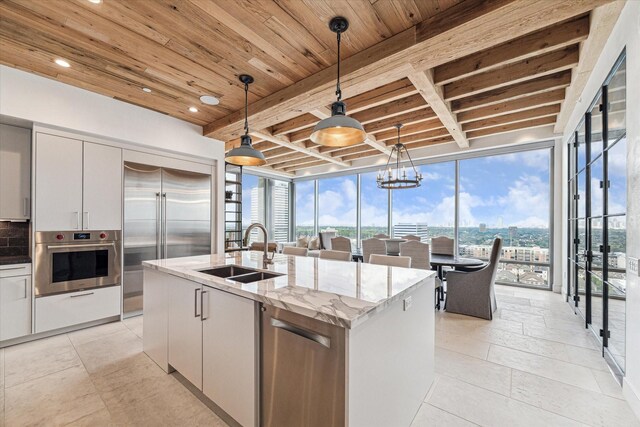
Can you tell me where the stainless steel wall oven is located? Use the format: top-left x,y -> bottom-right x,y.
34,230 -> 121,297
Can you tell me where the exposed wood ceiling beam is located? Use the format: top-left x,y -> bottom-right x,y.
203,0 -> 611,140
384,127 -> 452,146
366,111 -> 440,134
462,104 -> 561,132
457,88 -> 566,123
408,70 -> 468,148
267,152 -> 308,167
444,45 -> 579,101
434,15 -> 589,85
450,70 -> 572,112
373,119 -> 447,141
271,114 -> 318,135
341,149 -> 381,162
245,165 -> 295,178
270,78 -> 418,136
554,2 -> 625,133
264,146 -> 296,159
281,159 -> 329,173
249,129 -> 350,168
466,115 -> 556,139
403,137 -> 456,151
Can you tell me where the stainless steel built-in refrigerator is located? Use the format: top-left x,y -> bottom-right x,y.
123,162 -> 211,317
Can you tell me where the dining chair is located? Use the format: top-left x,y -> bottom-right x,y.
331,236 -> 352,253
400,240 -> 442,310
401,234 -> 421,242
319,250 -> 352,262
373,233 -> 389,239
362,238 -> 386,264
444,238 -> 502,320
249,241 -> 278,252
399,241 -> 430,269
369,254 -> 411,268
319,231 -> 337,250
431,236 -> 454,255
282,246 -> 308,257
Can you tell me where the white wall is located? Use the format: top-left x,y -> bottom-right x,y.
0,65 -> 226,253
560,2 -> 639,417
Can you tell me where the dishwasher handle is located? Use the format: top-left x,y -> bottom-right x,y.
270,318 -> 331,348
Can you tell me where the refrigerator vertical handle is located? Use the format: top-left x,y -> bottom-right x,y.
162,193 -> 168,259
155,192 -> 161,259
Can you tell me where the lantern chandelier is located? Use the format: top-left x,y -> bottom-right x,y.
225,74 -> 267,166
310,17 -> 366,147
376,124 -> 423,190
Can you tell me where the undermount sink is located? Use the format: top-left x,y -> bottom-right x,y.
197,264 -> 284,283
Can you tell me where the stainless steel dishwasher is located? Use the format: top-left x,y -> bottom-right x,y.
261,305 -> 346,427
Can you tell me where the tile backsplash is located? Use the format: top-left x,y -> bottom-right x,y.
0,221 -> 30,257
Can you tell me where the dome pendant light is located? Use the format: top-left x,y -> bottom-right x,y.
310,17 -> 366,147
376,124 -> 423,190
225,74 -> 267,166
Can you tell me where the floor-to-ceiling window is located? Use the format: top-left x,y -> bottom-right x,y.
242,174 -> 265,244
360,171 -> 389,242
317,175 -> 358,246
567,52 -> 626,374
269,179 -> 291,243
458,149 -> 552,288
294,180 -> 315,238
392,161 -> 455,242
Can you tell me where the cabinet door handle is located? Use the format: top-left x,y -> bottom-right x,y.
73,211 -> 79,229
194,288 -> 201,318
23,278 -> 28,299
0,266 -> 24,271
201,290 -> 208,321
83,212 -> 90,229
70,292 -> 94,298
23,197 -> 29,217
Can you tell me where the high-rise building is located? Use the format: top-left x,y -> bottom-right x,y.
479,223 -> 487,232
271,181 -> 290,242
393,223 -> 429,241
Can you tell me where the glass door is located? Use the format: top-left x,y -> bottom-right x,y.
566,52 -> 626,374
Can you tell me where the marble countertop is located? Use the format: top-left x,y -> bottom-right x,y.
143,251 -> 435,329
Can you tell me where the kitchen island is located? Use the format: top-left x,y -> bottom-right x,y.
143,251 -> 435,427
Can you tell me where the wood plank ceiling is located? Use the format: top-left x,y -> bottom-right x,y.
0,0 -> 612,176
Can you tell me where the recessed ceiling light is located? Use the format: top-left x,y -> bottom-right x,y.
199,95 -> 219,106
142,87 -> 152,93
54,58 -> 71,68
88,0 -> 102,4
189,106 -> 199,113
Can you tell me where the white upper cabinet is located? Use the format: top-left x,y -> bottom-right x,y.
0,124 -> 31,220
35,132 -> 122,231
35,133 -> 83,231
83,142 -> 122,230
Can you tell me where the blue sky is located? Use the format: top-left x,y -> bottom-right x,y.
295,148 -> 553,228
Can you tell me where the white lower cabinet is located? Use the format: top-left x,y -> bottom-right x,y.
167,278 -> 203,389
0,265 -> 32,341
202,288 -> 258,427
160,273 -> 258,427
35,285 -> 121,333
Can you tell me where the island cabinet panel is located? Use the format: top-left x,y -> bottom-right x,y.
168,278 -> 203,389
202,287 -> 258,427
143,268 -> 170,372
347,280 -> 434,427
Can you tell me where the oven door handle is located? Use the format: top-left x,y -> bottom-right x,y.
46,243 -> 116,250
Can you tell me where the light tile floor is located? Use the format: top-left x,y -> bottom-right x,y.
0,285 -> 638,426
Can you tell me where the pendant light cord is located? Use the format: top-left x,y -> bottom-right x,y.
336,30 -> 342,102
244,81 -> 249,136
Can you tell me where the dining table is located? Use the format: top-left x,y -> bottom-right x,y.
351,249 -> 485,309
